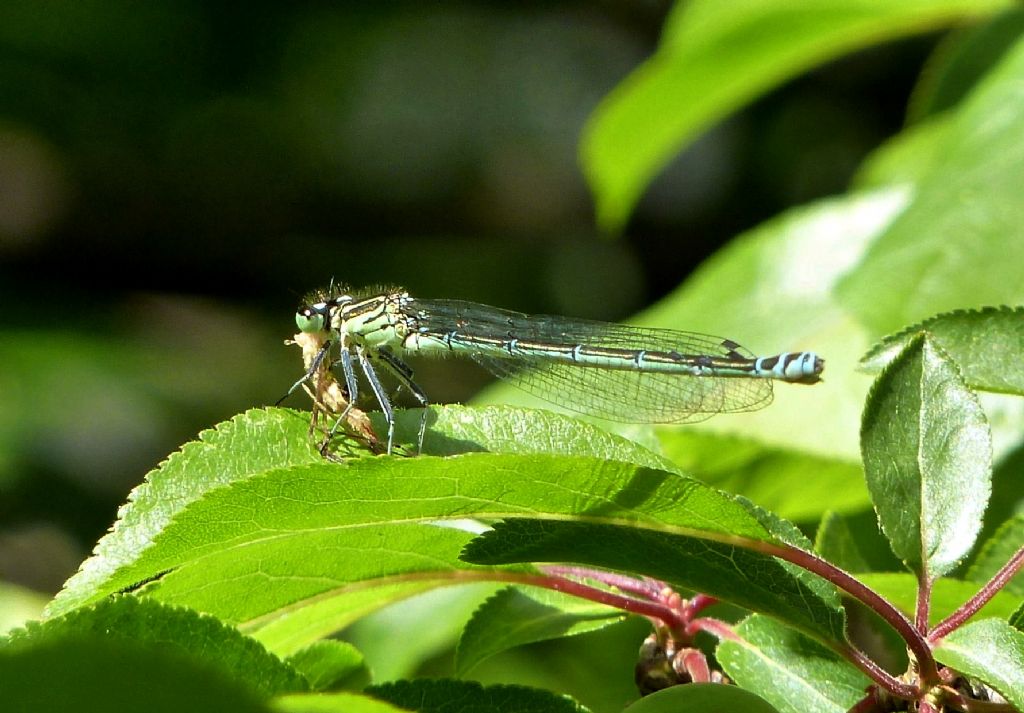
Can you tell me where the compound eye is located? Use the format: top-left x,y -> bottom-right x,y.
295,308 -> 325,333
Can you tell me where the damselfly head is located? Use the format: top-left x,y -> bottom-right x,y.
295,302 -> 330,333
295,287 -> 357,333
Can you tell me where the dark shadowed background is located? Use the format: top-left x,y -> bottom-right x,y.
0,1 -> 931,595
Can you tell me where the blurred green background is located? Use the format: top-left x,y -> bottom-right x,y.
0,2 -> 932,596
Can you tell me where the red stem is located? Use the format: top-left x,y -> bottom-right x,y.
916,574 -> 933,634
846,690 -> 881,713
539,565 -> 664,599
744,538 -> 935,694
247,538 -> 939,701
930,545 -> 1024,641
845,645 -> 918,700
487,538 -> 930,697
680,648 -> 711,683
517,565 -> 921,698
687,616 -> 740,642
688,593 -> 718,617
510,572 -> 689,639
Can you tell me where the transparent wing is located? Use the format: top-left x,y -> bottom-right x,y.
409,299 -> 774,423
473,354 -> 773,423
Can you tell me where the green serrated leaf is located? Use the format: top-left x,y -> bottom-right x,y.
367,679 -> 589,713
48,408 -> 323,617
621,682 -> 780,713
582,0 -> 1010,232
285,641 -> 368,692
934,618 -> 1024,709
860,306 -> 1024,395
137,521 -> 483,628
455,586 -> 624,676
967,515 -> 1024,596
739,496 -> 817,552
54,406 -> 795,656
48,405 -> 681,645
0,634 -> 272,713
716,615 -> 868,713
395,404 -> 676,471
255,403 -> 673,656
861,335 -> 992,577
837,35 -> 1024,334
2,597 -> 306,697
66,449 -> 777,596
462,519 -> 846,645
272,692 -> 406,713
857,572 -> 1021,624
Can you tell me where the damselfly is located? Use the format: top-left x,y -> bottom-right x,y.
283,286 -> 824,454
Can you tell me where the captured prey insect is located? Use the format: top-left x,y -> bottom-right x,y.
282,286 -> 824,455
285,328 -> 383,455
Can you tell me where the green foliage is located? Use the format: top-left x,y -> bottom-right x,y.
853,115 -> 953,189
0,635 -> 272,713
716,615 -> 869,713
619,683 -> 780,713
855,573 -> 1021,624
815,511 -> 886,573
582,0 -> 1012,232
273,692 -> 407,713
934,619 -> 1024,708
0,582 -> 47,636
1011,604 -> 1024,632
861,335 -> 991,577
462,519 -> 845,643
455,587 -> 624,676
836,34 -> 1024,334
48,408 -> 325,617
657,434 -> 866,522
45,407 -> 834,644
285,640 -> 369,692
8,3 -> 1024,712
344,583 -> 503,683
861,306 -> 1024,395
969,516 -> 1024,596
2,597 -> 307,697
367,680 -> 591,713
